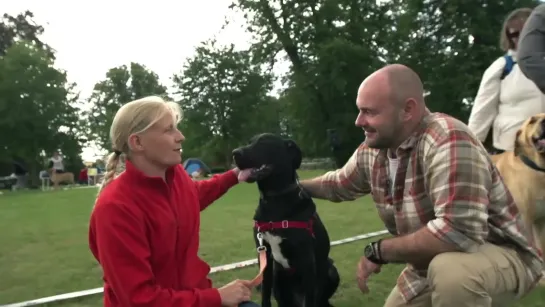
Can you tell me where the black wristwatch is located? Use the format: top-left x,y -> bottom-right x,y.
364,240 -> 388,265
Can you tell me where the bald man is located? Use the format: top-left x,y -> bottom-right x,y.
299,64 -> 543,306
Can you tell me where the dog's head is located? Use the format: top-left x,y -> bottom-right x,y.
232,133 -> 302,183
514,113 -> 545,166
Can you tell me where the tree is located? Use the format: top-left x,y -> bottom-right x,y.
0,11 -> 85,183
384,0 -> 540,119
0,41 -> 82,183
174,39 -> 279,168
0,11 -> 54,58
231,0 -> 540,164
230,0 -> 394,161
85,62 -> 169,151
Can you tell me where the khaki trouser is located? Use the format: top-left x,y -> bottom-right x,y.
384,244 -> 534,307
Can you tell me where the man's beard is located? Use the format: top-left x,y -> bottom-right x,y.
365,133 -> 394,149
365,124 -> 399,149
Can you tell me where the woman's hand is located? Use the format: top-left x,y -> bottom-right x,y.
218,279 -> 253,306
232,167 -> 253,182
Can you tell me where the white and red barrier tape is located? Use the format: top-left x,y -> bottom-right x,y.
0,230 -> 389,307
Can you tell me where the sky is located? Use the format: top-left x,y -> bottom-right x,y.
4,0 -> 256,161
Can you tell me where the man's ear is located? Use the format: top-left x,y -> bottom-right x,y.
402,98 -> 417,121
285,139 -> 302,169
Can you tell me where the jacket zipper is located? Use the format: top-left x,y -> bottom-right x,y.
166,183 -> 180,287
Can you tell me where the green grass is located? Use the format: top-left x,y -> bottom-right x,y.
0,170 -> 544,306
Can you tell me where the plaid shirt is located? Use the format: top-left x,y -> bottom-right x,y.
316,112 -> 543,302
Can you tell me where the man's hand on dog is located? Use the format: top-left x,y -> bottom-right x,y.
356,256 -> 382,293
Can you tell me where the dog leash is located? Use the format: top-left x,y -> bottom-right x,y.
250,232 -> 268,287
229,233 -> 268,307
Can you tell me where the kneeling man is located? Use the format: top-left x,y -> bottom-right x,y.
300,64 -> 543,306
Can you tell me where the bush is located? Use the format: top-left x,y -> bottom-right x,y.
300,158 -> 336,170
210,167 -> 228,174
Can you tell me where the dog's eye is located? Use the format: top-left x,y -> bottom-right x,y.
529,117 -> 537,124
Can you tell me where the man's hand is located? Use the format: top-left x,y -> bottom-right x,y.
356,256 -> 382,293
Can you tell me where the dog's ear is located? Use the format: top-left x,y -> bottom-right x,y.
285,139 -> 302,169
513,130 -> 522,157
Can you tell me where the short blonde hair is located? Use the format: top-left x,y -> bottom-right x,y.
500,7 -> 533,51
96,96 -> 182,198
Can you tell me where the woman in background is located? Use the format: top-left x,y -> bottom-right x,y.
468,7 -> 545,153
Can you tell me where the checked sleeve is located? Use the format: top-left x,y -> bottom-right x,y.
422,129 -> 491,252
315,144 -> 372,202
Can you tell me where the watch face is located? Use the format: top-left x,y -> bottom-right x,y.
364,244 -> 374,258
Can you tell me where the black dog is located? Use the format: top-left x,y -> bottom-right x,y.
232,133 -> 340,307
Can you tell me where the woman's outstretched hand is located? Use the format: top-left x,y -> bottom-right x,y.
233,168 -> 254,182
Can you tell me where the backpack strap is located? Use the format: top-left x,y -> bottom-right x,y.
500,54 -> 516,80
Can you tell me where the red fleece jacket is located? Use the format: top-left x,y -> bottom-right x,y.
89,161 -> 239,307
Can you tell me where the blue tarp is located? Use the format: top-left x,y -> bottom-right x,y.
182,158 -> 211,175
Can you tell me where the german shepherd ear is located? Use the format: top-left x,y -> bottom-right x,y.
285,139 -> 302,170
513,130 -> 522,157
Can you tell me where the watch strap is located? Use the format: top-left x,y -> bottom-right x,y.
367,240 -> 387,264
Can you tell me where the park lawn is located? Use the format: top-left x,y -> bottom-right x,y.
0,170 -> 544,307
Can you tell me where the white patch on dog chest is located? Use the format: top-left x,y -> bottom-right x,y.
263,232 -> 290,269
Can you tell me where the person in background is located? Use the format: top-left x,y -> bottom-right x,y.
299,64 -> 543,306
78,166 -> 88,185
467,8 -> 545,153
49,151 -> 64,173
48,150 -> 65,190
518,3 -> 545,93
12,157 -> 28,190
88,96 -> 260,307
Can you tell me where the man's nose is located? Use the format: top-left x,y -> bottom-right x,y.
355,113 -> 366,127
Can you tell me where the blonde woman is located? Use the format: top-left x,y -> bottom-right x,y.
468,7 -> 545,153
88,96 -> 260,307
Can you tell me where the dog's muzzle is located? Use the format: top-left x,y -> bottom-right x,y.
246,164 -> 273,183
534,121 -> 545,152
